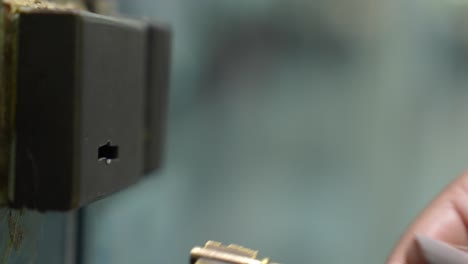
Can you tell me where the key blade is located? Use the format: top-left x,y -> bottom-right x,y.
190,241 -> 277,264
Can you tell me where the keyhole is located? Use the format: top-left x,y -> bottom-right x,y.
98,142 -> 119,164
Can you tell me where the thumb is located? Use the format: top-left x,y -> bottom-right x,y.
387,171 -> 468,263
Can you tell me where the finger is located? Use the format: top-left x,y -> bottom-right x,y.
387,171 -> 468,264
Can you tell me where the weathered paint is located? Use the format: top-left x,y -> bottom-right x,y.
0,208 -> 74,264
0,209 -> 40,264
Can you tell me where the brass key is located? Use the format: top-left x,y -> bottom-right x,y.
190,241 -> 280,264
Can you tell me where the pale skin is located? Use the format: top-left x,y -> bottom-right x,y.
387,171 -> 468,263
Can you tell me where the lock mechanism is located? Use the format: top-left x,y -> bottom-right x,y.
0,1 -> 170,210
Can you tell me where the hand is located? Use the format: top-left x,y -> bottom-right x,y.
387,171 -> 468,264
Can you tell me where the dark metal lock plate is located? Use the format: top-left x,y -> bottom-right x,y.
8,9 -> 170,211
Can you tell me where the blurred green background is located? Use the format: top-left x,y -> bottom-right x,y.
84,0 -> 468,263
